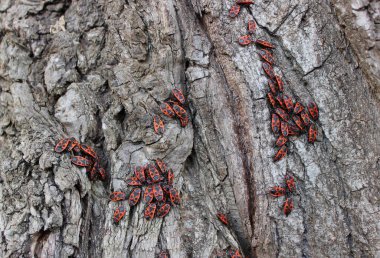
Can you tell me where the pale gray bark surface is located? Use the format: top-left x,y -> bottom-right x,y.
0,0 -> 379,258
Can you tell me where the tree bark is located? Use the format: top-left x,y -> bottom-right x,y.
0,0 -> 379,257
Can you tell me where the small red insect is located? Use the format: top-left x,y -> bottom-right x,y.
157,204 -> 171,218
172,103 -> 188,120
268,80 -> 277,94
307,101 -> 319,121
134,166 -> 146,183
110,191 -> 126,202
288,124 -> 300,136
275,75 -> 284,92
292,115 -> 305,131
271,114 -> 281,134
172,88 -> 186,105
179,116 -> 189,127
285,174 -> 296,192
126,177 -> 142,186
267,93 -> 276,108
276,95 -> 286,109
262,62 -> 275,78
167,169 -> 174,185
113,206 -> 126,223
98,167 -> 106,181
153,184 -> 164,202
232,249 -> 243,258
308,123 -> 318,143
275,135 -> 288,147
54,138 -> 71,153
158,250 -> 170,258
160,102 -> 176,118
128,188 -> 142,206
300,111 -> 311,126
155,159 -> 168,174
229,4 -> 241,18
269,186 -> 286,197
153,115 -> 165,134
144,203 -> 157,220
282,94 -> 294,111
147,163 -> 163,183
258,49 -> 274,65
273,145 -> 287,162
217,213 -> 228,225
67,138 -> 80,151
236,0 -> 254,4
88,162 -> 98,181
71,156 -> 92,167
169,188 -> 180,205
238,35 -> 252,46
144,185 -> 154,203
275,108 -> 290,121
162,184 -> 171,194
283,198 -> 294,216
281,121 -> 289,137
255,39 -> 275,49
293,102 -> 305,114
247,20 -> 257,34
80,144 -> 98,159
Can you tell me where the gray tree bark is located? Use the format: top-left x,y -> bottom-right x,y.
0,0 -> 379,257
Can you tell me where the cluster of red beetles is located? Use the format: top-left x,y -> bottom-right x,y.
153,88 -> 189,134
54,137 -> 106,181
110,159 -> 180,223
269,173 -> 296,216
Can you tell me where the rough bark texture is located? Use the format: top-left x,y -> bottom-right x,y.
0,0 -> 379,257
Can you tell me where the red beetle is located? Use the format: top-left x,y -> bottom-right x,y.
288,124 -> 300,136
160,102 -> 176,118
236,0 -> 254,4
293,102 -> 305,114
300,112 -> 311,126
258,49 -> 274,65
167,169 -> 174,185
155,159 -> 168,174
268,80 -> 277,94
232,249 -> 243,258
147,163 -> 163,183
169,188 -> 180,205
229,4 -> 241,18
267,93 -> 276,108
285,174 -> 296,192
80,144 -> 98,159
144,185 -> 154,203
110,191 -> 126,202
98,166 -> 107,181
275,108 -> 289,121
283,198 -> 294,216
153,184 -> 164,202
153,115 -> 165,134
255,39 -> 275,49
162,184 -> 172,194
113,206 -> 126,223
281,121 -> 289,137
179,116 -> 189,127
273,146 -> 287,162
144,203 -> 157,220
134,166 -> 146,183
275,75 -> 284,92
307,101 -> 319,120
126,177 -> 142,186
282,94 -> 294,112
71,156 -> 92,167
217,213 -> 228,225
247,20 -> 257,34
172,88 -> 186,105
275,135 -> 288,147
276,95 -> 286,109
269,186 -> 286,197
292,115 -> 305,131
262,62 -> 275,78
157,203 -> 171,218
172,103 -> 188,120
271,114 -> 281,134
238,35 -> 252,46
158,250 -> 170,258
54,138 -> 71,153
308,123 -> 318,143
128,188 -> 142,206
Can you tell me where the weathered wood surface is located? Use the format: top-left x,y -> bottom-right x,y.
0,0 -> 379,257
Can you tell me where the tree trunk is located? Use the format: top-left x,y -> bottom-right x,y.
0,0 -> 379,257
